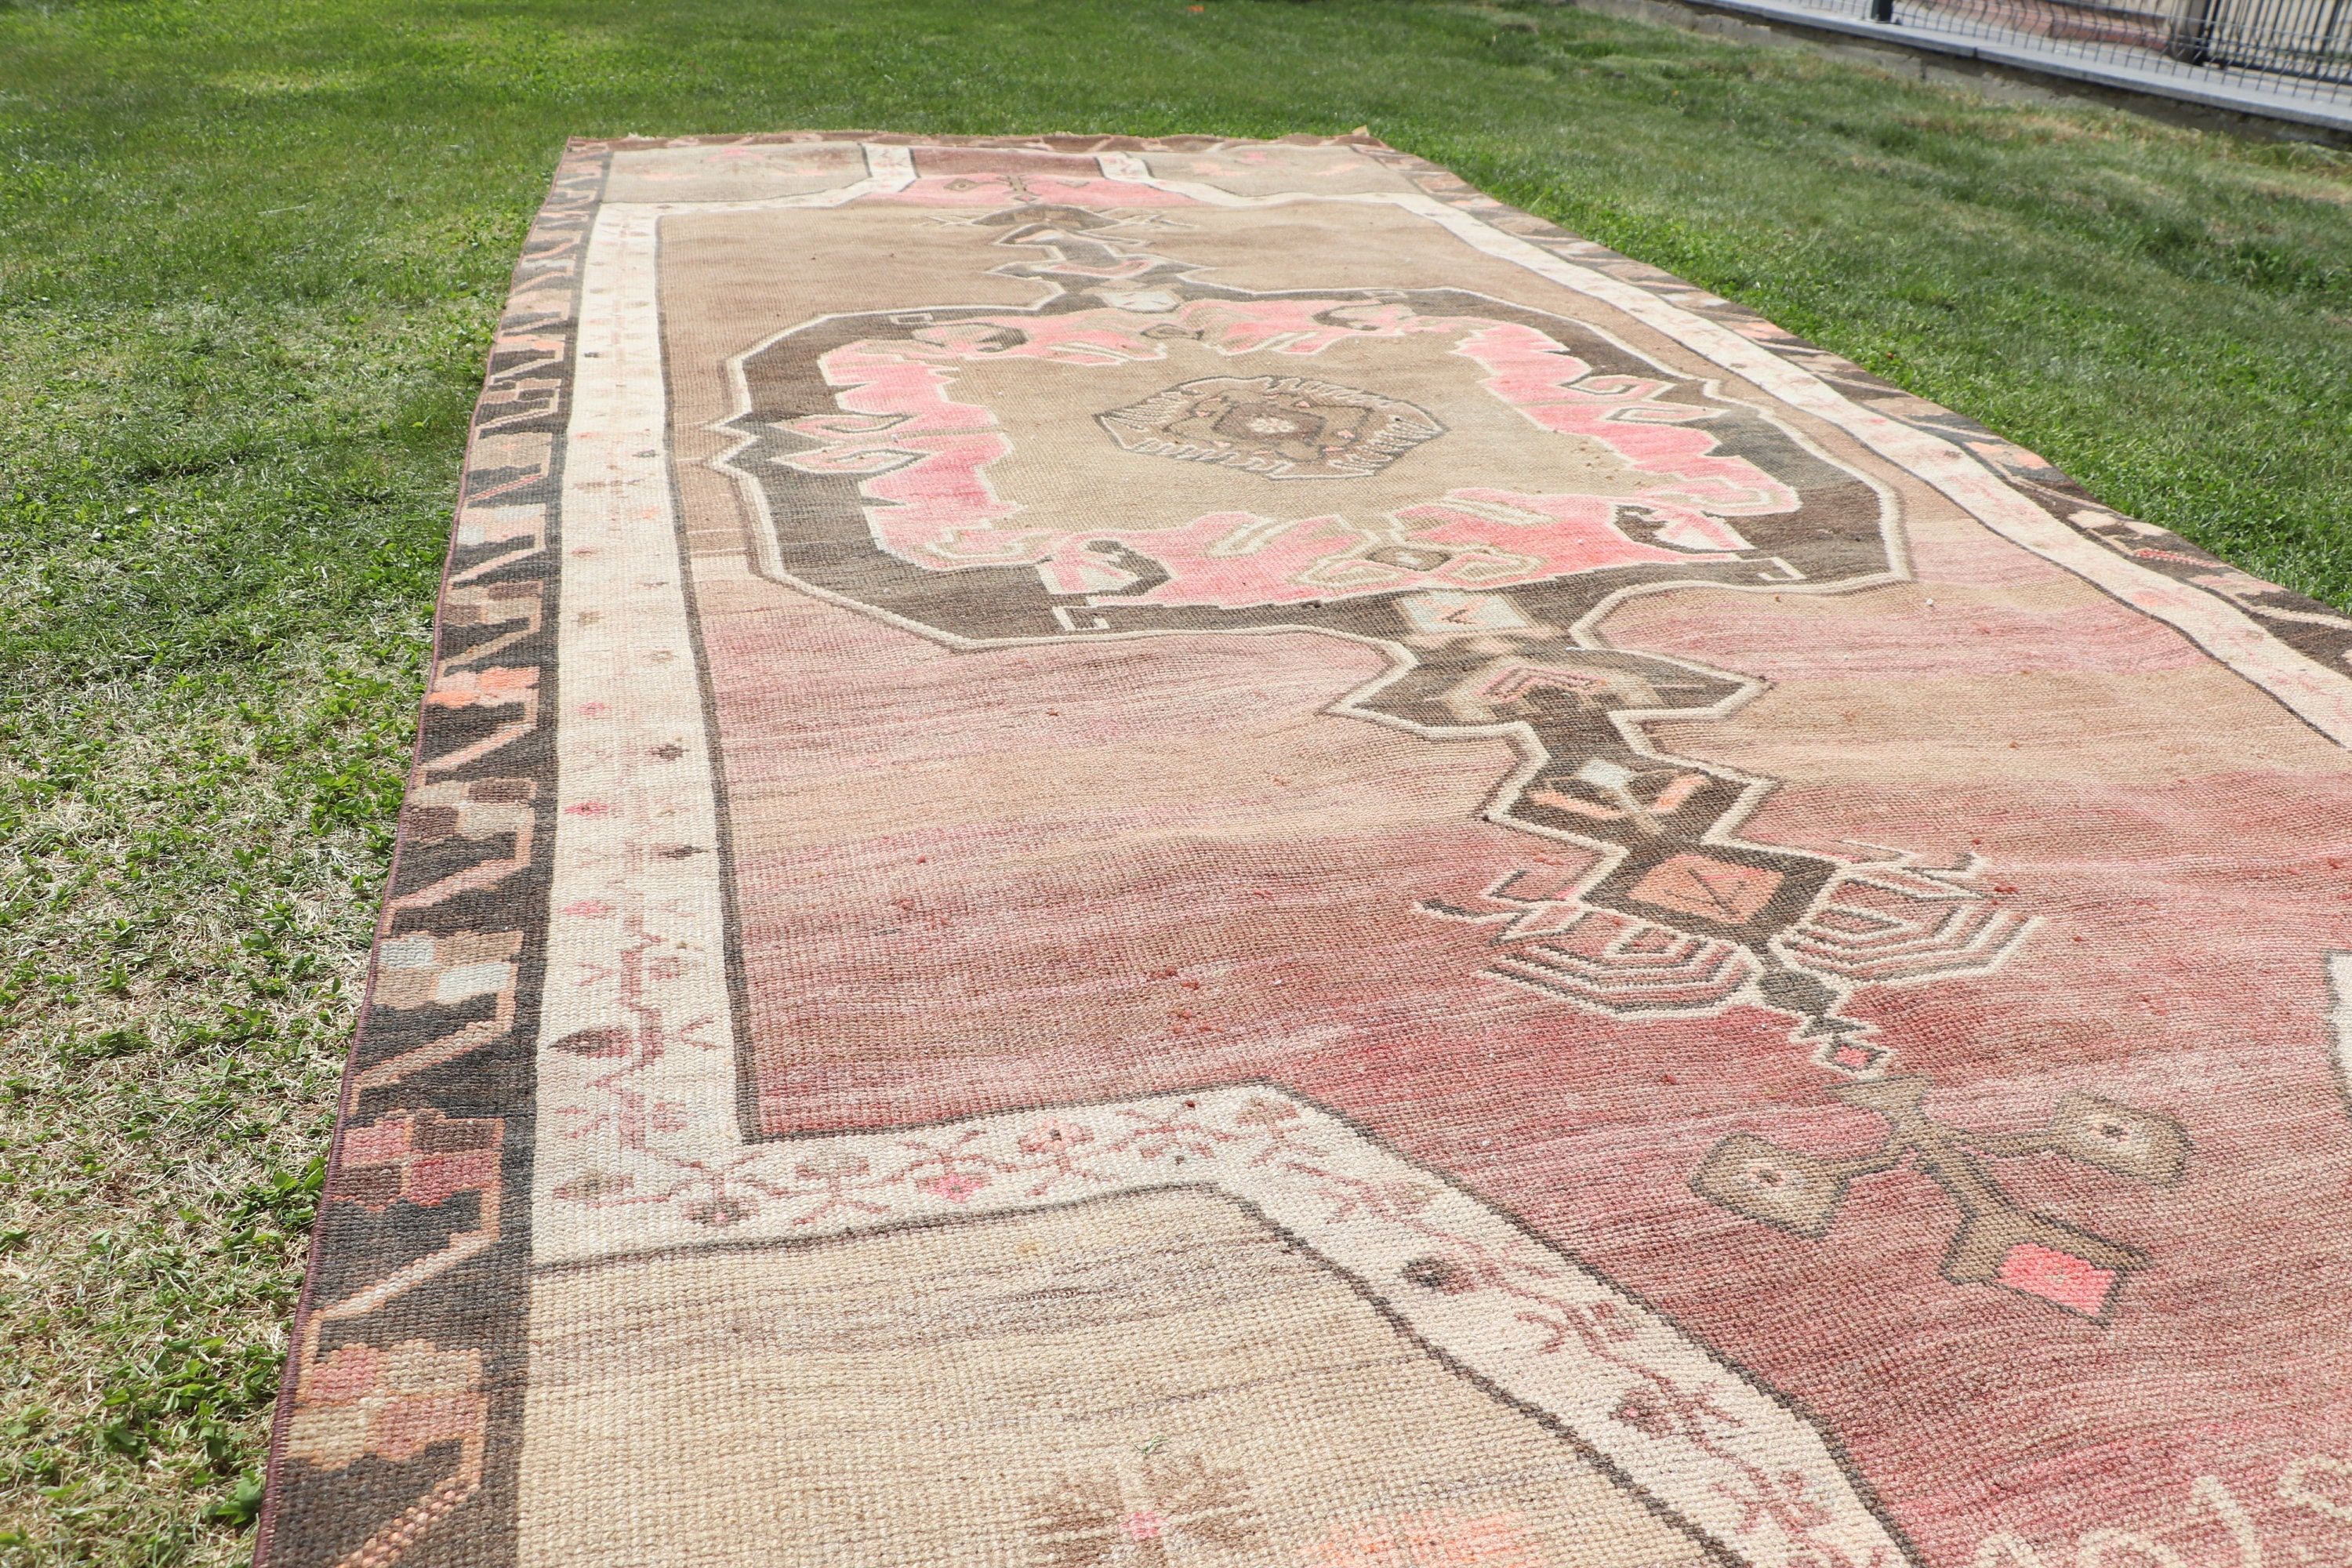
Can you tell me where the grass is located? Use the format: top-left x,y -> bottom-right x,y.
0,0 -> 2347,1560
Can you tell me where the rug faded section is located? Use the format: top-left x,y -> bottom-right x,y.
257,132 -> 2352,1568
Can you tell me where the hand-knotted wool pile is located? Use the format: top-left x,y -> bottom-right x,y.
256,132 -> 2352,1568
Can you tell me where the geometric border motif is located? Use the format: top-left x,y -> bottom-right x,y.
250,145 -> 601,1568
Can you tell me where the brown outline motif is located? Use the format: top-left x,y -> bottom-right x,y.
1693,1076 -> 2187,1320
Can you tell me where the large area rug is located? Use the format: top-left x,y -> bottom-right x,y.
256,132 -> 2352,1568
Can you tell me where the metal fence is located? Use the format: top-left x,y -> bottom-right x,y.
2169,0 -> 2352,82
1782,0 -> 2352,109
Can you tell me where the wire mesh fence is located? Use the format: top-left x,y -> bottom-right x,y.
1778,0 -> 2352,107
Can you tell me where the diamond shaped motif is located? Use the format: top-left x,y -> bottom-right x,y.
1690,1134 -> 1852,1237
1627,852 -> 1786,926
2045,1091 -> 2189,1184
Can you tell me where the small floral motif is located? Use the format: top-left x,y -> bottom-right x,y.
1029,1453 -> 1261,1568
1019,1117 -> 1096,1155
1611,1386 -> 1679,1439
916,1170 -> 990,1204
682,1192 -> 757,1227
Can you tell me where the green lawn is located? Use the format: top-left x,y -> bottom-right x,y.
1,0 -> 2347,1560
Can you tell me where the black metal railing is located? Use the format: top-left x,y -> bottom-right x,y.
1777,0 -> 2352,107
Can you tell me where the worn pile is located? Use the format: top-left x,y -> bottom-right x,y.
258,133 -> 2352,1568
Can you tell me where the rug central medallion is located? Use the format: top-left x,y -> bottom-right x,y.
1097,374 -> 1443,480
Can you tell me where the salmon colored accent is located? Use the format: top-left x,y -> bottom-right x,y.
1996,1243 -> 2120,1316
1628,853 -> 1786,924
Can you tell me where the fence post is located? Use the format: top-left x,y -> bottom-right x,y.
1871,0 -> 1895,24
2166,0 -> 2218,61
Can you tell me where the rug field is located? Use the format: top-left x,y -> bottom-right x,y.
256,132 -> 2352,1568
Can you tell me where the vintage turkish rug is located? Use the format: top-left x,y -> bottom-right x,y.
256,132 -> 2352,1568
